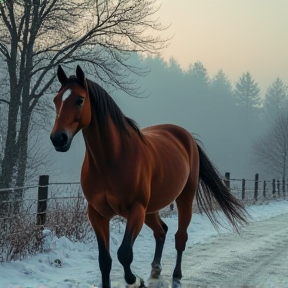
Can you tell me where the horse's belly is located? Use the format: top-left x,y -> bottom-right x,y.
146,196 -> 178,214
147,168 -> 189,213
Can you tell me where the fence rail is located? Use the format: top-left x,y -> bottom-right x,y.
0,172 -> 286,262
224,172 -> 286,202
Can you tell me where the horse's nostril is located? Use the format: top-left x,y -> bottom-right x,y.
61,132 -> 68,144
51,131 -> 69,149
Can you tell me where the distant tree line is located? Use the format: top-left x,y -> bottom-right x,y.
118,56 -> 288,180
0,0 -> 287,194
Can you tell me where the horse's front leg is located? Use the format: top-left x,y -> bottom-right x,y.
117,202 -> 146,286
87,204 -> 112,288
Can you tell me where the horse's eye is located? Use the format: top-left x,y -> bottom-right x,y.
75,97 -> 84,106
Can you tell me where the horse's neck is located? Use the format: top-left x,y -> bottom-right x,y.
82,114 -> 128,168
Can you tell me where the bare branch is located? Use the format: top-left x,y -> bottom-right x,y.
0,98 -> 10,105
253,113 -> 288,178
0,0 -> 169,188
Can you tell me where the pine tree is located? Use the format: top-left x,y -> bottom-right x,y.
234,72 -> 261,108
188,61 -> 209,84
167,57 -> 183,78
264,78 -> 287,119
210,69 -> 232,96
186,61 -> 210,97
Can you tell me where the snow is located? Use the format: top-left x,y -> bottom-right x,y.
0,200 -> 288,288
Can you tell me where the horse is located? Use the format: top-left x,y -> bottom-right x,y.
50,65 -> 248,288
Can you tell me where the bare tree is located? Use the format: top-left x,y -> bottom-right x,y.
0,0 -> 168,193
253,113 -> 288,180
24,105 -> 53,185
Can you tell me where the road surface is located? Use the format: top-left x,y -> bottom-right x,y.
157,212 -> 288,288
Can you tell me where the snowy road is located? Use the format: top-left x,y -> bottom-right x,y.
1,201 -> 288,288
176,212 -> 288,288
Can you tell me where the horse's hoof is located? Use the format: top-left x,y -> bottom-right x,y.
126,276 -> 146,288
139,280 -> 147,288
150,264 -> 162,279
172,278 -> 181,288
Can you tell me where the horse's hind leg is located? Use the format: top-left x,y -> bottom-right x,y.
173,180 -> 196,285
145,212 -> 168,278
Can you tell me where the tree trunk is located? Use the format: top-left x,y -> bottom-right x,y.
0,95 -> 20,186
0,28 -> 21,190
0,91 -> 20,215
15,99 -> 31,187
13,105 -> 31,212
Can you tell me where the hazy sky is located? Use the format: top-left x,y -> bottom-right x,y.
157,0 -> 288,93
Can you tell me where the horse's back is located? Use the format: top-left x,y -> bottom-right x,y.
142,124 -> 197,157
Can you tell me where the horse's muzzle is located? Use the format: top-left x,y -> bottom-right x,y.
50,131 -> 71,152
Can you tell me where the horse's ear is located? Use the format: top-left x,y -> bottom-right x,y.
76,65 -> 85,85
57,65 -> 68,85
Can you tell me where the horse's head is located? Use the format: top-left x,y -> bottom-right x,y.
50,65 -> 91,152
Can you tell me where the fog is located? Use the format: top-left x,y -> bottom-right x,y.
44,53 -> 286,183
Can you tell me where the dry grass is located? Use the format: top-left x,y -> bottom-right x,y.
0,212 -> 44,262
0,196 -> 93,262
45,197 -> 93,243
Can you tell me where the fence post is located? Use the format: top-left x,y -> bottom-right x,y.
225,172 -> 230,189
36,175 -> 49,225
241,179 -> 245,200
254,173 -> 259,202
277,179 -> 280,197
263,180 -> 266,198
282,177 -> 286,199
272,179 -> 276,198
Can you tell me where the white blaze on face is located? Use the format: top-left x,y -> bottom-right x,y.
62,89 -> 72,102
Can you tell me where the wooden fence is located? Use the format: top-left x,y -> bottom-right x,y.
224,172 -> 286,202
0,173 -> 286,262
0,173 -> 286,225
1,173 -> 286,223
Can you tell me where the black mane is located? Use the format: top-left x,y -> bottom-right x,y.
86,79 -> 142,139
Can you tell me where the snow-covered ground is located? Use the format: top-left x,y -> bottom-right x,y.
1,200 -> 288,288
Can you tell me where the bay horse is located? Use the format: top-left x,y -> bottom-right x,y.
50,65 -> 248,288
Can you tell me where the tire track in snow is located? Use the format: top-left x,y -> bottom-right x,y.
176,213 -> 288,288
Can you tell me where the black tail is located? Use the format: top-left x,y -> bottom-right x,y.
196,143 -> 248,233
